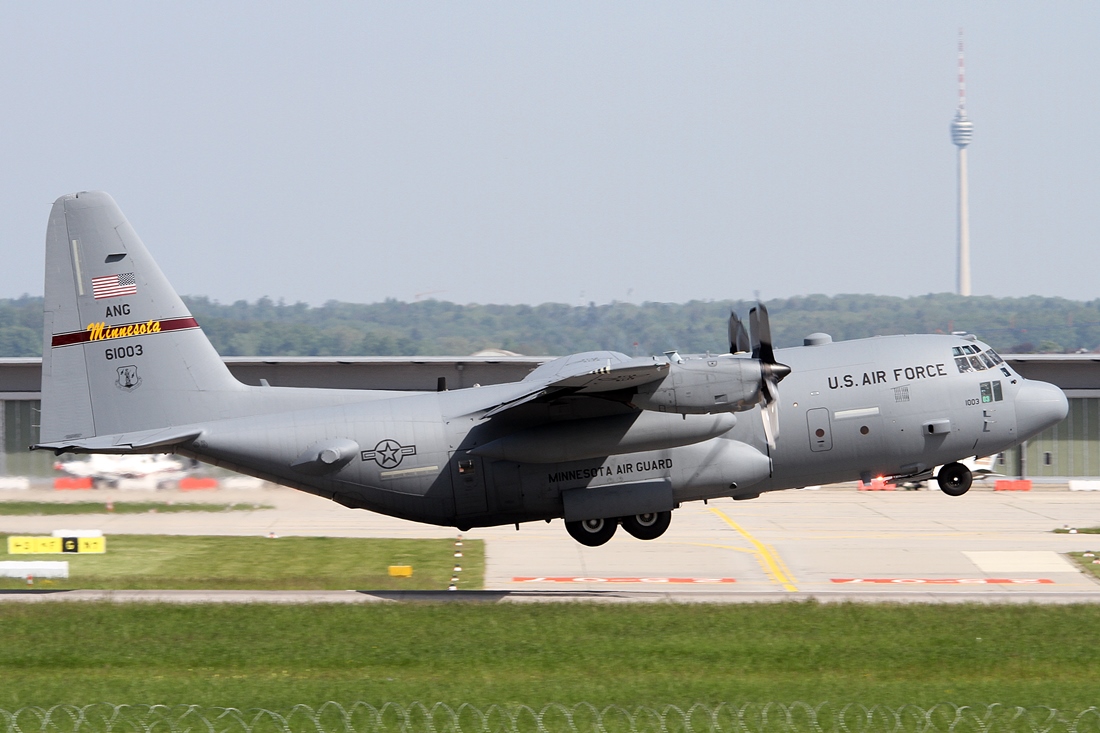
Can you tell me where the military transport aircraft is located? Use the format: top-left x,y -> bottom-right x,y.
34,192 -> 1069,546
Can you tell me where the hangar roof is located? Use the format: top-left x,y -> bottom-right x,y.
1,354 -> 1097,399
0,356 -> 549,399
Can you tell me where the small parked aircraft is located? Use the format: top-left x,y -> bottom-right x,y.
54,453 -> 192,487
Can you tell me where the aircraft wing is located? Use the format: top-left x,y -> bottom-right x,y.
482,356 -> 667,418
548,360 -> 669,392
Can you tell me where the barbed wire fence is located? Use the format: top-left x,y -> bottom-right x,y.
3,703 -> 1100,733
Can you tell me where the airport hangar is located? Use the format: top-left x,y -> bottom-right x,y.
1,353 -> 1098,481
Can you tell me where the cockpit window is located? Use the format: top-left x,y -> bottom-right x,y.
955,345 -> 1008,375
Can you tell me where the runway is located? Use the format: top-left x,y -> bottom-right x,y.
3,484 -> 1100,603
4,588 -> 1100,604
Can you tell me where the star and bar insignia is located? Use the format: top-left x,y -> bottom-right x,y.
361,439 -> 417,469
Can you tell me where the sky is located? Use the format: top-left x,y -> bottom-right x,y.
1,3 -> 1098,307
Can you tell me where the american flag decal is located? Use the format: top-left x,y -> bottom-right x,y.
91,272 -> 137,299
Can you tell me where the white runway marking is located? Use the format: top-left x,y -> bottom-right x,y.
963,551 -> 1077,573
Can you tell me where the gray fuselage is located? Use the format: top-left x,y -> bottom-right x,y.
178,333 -> 1063,529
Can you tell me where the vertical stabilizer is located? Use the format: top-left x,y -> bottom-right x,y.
40,192 -> 245,444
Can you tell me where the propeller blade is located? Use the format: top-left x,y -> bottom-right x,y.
748,303 -> 789,448
729,312 -> 751,354
748,307 -> 761,359
750,303 -> 776,365
761,399 -> 779,449
724,302 -> 789,448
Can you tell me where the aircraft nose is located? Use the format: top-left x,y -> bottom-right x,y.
1015,380 -> 1069,440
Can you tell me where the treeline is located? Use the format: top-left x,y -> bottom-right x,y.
0,296 -> 45,357
2,293 -> 1100,358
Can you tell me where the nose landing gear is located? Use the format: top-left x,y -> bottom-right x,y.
937,462 -> 973,496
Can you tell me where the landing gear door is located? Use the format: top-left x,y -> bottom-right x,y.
450,450 -> 488,516
807,408 -> 833,452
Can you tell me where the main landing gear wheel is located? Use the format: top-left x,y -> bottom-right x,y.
620,511 -> 672,540
565,517 -> 618,547
937,462 -> 973,496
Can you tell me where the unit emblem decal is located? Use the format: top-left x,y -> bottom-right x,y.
361,439 -> 416,469
115,365 -> 142,392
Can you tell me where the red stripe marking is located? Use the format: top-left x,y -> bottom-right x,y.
51,317 -> 199,348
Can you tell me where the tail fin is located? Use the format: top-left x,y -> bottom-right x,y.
39,191 -> 245,446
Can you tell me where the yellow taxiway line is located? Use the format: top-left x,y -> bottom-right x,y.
685,542 -> 756,554
709,507 -> 799,592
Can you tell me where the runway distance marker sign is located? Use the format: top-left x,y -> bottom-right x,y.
7,536 -> 106,554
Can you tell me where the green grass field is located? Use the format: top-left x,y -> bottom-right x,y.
0,535 -> 482,590
0,603 -> 1098,710
0,501 -> 271,515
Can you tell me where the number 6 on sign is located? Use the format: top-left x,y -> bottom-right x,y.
6,536 -> 106,554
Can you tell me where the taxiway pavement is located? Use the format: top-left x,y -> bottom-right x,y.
3,485 -> 1100,601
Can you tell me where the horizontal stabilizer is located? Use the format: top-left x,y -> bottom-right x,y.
33,426 -> 204,455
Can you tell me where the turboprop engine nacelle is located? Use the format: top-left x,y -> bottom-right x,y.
470,411 -> 737,464
631,355 -> 764,415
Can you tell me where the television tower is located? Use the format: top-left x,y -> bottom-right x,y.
950,29 -> 974,296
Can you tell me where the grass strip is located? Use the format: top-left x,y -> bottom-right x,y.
1,603 -> 1100,709
1053,527 -> 1100,534
0,501 -> 273,515
1067,551 -> 1100,579
0,535 -> 482,591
